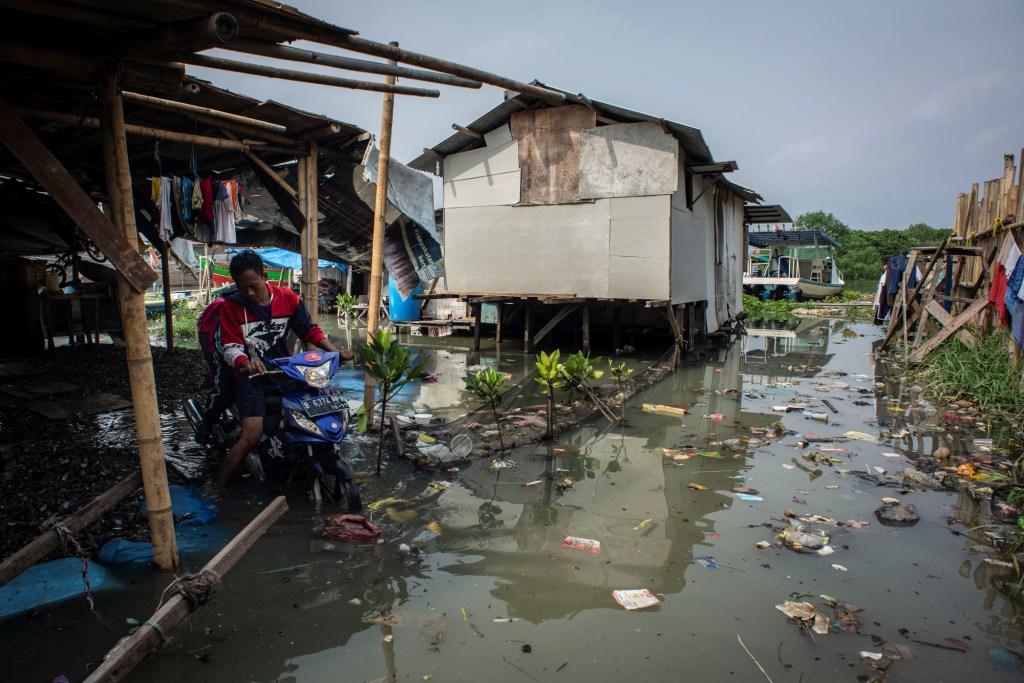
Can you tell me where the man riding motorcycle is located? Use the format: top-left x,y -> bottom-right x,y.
216,251 -> 350,487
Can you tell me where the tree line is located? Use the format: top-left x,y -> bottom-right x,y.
794,211 -> 949,282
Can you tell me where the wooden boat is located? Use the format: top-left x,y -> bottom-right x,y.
743,229 -> 844,300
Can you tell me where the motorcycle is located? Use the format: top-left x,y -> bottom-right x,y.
185,350 -> 362,511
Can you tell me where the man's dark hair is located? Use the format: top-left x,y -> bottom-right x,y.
229,251 -> 266,280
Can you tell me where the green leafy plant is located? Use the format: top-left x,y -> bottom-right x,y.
534,350 -> 565,439
361,329 -> 424,475
608,359 -> 634,420
336,292 -> 358,320
464,368 -> 509,451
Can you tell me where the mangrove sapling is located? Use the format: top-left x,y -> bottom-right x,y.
464,367 -> 509,451
534,350 -> 565,439
336,292 -> 358,323
608,359 -> 634,421
361,329 -> 424,475
560,351 -> 616,422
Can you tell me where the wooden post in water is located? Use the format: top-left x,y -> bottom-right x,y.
472,302 -> 482,351
300,142 -> 320,323
160,242 -> 173,351
363,43 -> 398,416
99,73 -> 178,571
581,306 -> 590,354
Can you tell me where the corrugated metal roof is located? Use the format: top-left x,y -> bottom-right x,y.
744,204 -> 792,224
747,229 -> 841,250
409,81 -> 715,172
719,177 -> 763,204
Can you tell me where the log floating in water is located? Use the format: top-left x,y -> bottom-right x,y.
83,496 -> 289,683
0,470 -> 141,587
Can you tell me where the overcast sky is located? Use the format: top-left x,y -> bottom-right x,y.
192,0 -> 1024,230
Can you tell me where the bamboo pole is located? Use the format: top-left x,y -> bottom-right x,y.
176,54 -> 440,98
302,142 -> 320,323
100,74 -> 179,572
83,496 -> 288,683
123,91 -> 288,132
160,242 -> 174,351
226,38 -> 481,89
17,107 -> 278,151
0,470 -> 141,586
152,0 -> 566,102
363,44 -> 398,416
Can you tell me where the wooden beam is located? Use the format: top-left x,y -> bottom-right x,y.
532,304 -> 579,348
0,470 -> 140,587
495,302 -> 504,344
452,123 -> 483,140
226,39 -> 482,89
924,300 -> 977,349
176,54 -> 441,98
123,90 -> 287,132
0,98 -> 156,293
83,496 -> 288,683
114,12 -> 238,57
222,130 -> 298,199
16,107 -> 279,152
908,297 -> 987,363
523,303 -> 532,349
99,75 -> 178,571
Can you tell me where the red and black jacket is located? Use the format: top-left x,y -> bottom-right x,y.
217,283 -> 326,369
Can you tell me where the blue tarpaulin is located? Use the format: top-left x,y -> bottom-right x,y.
228,247 -> 346,272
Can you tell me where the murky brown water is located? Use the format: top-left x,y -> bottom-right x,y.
2,318 -> 1022,682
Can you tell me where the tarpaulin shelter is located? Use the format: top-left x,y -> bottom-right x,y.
227,247 -> 345,272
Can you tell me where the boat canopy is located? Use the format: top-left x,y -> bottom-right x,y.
747,229 -> 842,250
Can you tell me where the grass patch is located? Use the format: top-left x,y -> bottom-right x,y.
917,330 -> 1024,422
149,300 -> 202,339
742,294 -> 797,322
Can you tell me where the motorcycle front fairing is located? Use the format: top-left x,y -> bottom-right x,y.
268,350 -> 348,446
280,392 -> 347,445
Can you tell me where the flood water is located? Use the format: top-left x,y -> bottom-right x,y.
3,317 -> 1022,682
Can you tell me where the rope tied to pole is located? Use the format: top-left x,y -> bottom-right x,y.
158,569 -> 222,610
44,519 -> 95,611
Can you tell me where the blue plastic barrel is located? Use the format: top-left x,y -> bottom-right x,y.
388,280 -> 422,322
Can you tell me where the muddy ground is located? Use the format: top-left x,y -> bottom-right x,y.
0,345 -> 207,558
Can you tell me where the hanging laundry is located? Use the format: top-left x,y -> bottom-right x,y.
988,263 -> 1009,325
181,177 -> 194,222
213,180 -> 236,243
200,177 -> 215,223
1005,256 -> 1024,349
158,176 -> 174,243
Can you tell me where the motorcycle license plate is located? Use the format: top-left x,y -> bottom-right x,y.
301,395 -> 347,418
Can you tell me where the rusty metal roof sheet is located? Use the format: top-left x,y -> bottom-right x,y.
410,80 -> 714,172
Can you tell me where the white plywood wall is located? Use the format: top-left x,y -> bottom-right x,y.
444,201 -> 612,297
579,122 -> 678,199
443,124 -> 520,208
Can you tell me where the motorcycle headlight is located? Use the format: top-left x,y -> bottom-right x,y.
298,364 -> 331,388
289,410 -> 323,436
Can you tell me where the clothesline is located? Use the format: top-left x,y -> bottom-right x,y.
149,174 -> 246,246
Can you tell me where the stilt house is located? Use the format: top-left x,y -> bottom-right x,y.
411,84 -> 790,349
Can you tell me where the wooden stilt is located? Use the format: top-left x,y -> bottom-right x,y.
472,302 -> 482,351
99,74 -> 178,572
495,302 -> 503,345
364,44 -> 397,416
300,143 -> 320,323
83,497 -> 288,683
523,303 -> 532,350
612,305 -> 622,351
160,242 -> 173,351
581,306 -> 590,354
532,304 -> 579,348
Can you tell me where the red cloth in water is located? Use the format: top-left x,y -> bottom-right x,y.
321,514 -> 381,542
988,263 -> 1009,326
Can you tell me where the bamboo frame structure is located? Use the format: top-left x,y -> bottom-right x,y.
363,46 -> 397,415
99,74 -> 179,571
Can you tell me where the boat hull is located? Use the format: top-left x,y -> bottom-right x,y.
795,279 -> 843,299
